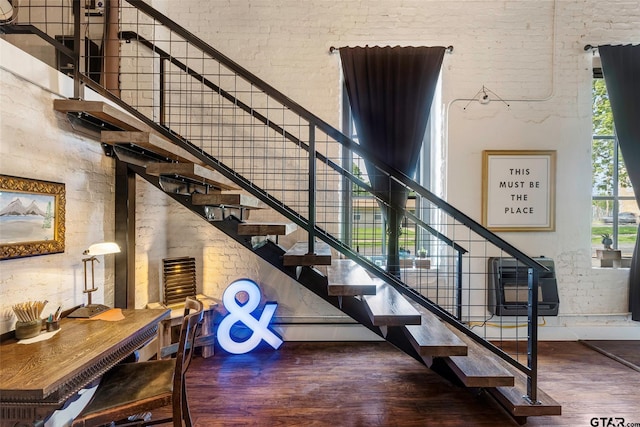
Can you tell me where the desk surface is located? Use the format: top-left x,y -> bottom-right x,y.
0,308 -> 169,408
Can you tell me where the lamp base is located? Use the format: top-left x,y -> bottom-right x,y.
67,304 -> 112,318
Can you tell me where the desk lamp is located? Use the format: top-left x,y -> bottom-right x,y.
68,242 -> 121,318
0,0 -> 16,23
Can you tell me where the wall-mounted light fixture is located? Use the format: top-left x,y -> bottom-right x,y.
68,242 -> 120,318
479,86 -> 491,104
463,85 -> 510,110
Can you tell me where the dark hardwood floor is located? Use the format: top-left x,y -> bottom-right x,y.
525,341 -> 640,427
156,340 -> 640,426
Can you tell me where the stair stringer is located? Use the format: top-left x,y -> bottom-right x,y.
68,85 -> 559,425
7,0 -> 557,414
68,83 -> 539,377
103,115 -> 529,394
50,1 -> 547,377
129,161 -> 426,365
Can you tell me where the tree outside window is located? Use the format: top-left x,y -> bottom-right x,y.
592,78 -> 638,262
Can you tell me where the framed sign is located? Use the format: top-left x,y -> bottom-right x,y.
0,175 -> 66,260
482,150 -> 556,232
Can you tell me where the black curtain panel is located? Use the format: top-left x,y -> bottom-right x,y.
599,44 -> 640,321
340,46 -> 445,276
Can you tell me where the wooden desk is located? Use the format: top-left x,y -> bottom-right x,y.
0,308 -> 169,426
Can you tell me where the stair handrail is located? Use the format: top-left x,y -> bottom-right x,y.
0,0 -> 549,273
53,0 -> 543,402
112,4 -> 545,401
113,14 -> 546,273
77,36 -> 543,396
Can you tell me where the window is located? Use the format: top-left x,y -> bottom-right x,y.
341,79 -> 442,259
591,75 -> 638,263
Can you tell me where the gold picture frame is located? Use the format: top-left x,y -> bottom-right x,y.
482,150 -> 556,232
0,175 -> 66,260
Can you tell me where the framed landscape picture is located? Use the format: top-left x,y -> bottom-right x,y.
0,175 -> 66,260
482,150 -> 556,232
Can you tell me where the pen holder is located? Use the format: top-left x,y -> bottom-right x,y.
15,319 -> 42,340
46,320 -> 60,332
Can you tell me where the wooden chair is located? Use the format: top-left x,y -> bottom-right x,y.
71,297 -> 204,427
147,257 -> 217,359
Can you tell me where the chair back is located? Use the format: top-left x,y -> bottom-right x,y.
173,296 -> 203,426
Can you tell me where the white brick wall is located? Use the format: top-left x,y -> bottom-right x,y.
136,178 -> 343,321
2,0 -> 640,338
147,0 -> 640,324
0,45 -> 116,334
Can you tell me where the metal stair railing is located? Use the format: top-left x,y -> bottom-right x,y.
5,0 -> 547,403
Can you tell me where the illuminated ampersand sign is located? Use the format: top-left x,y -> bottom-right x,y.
217,278 -> 283,354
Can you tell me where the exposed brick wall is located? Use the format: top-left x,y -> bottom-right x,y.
0,58 -> 116,334
147,0 -> 639,318
2,0 -> 640,337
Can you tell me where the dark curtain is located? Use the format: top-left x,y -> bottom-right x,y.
599,44 -> 640,321
340,46 -> 445,277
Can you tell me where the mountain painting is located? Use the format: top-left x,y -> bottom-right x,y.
0,191 -> 55,244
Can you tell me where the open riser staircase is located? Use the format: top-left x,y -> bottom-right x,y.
3,0 -> 561,422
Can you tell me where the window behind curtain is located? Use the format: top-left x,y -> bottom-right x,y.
341,81 -> 442,261
592,72 -> 638,263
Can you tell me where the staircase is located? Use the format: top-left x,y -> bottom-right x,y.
7,0 -> 561,422
54,100 -> 559,422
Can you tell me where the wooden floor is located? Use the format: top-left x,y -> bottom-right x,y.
153,340 -> 640,426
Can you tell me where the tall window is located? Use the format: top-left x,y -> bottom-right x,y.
592,75 -> 638,262
341,82 -> 441,261
341,97 -> 391,261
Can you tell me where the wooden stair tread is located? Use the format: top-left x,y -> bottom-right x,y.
64,101 -> 213,178
445,352 -> 514,388
146,162 -> 239,190
404,309 -> 468,358
440,325 -> 514,388
362,281 -> 421,327
192,193 -> 263,209
59,103 -> 218,184
283,242 -> 332,266
238,222 -> 297,236
326,259 -> 376,296
54,99 -> 152,132
486,346 -> 561,417
490,381 -> 561,417
102,130 -> 204,165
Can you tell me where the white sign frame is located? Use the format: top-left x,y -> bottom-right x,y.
482,150 -> 556,232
